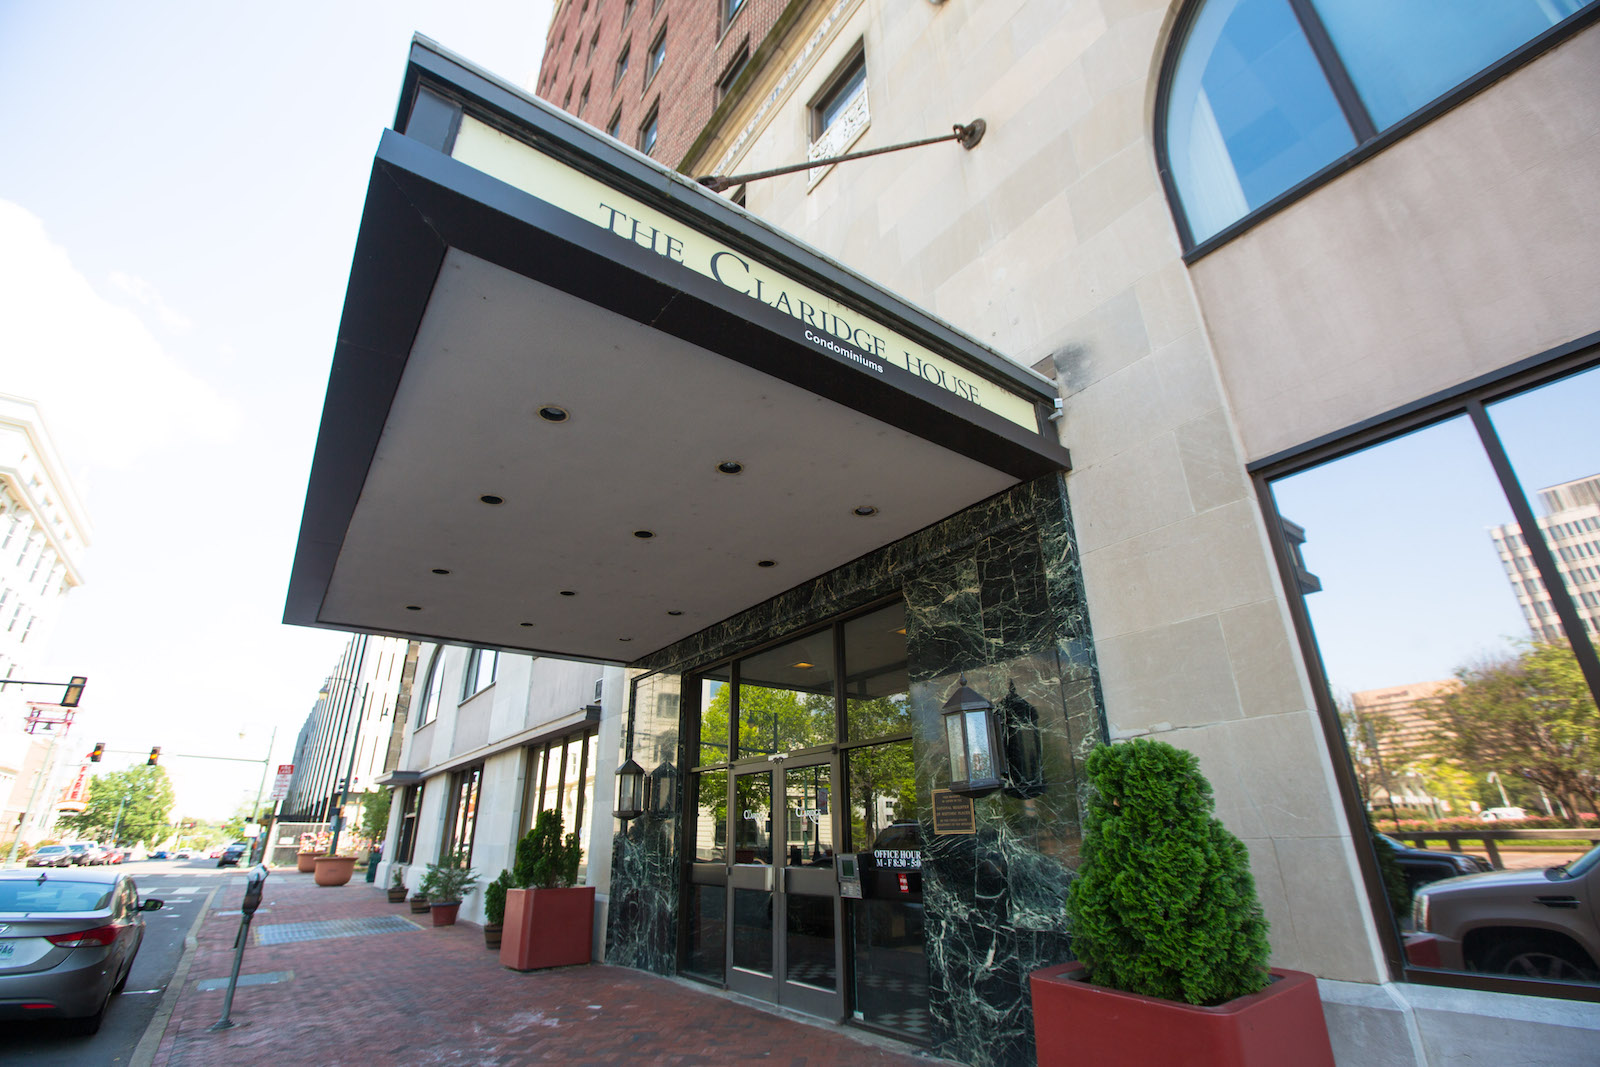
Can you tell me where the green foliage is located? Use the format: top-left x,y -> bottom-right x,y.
1429,642 -> 1600,820
513,809 -> 582,889
484,870 -> 514,925
390,866 -> 406,891
360,788 -> 393,844
1066,739 -> 1270,1006
1367,819 -> 1412,917
420,849 -> 478,903
58,766 -> 176,847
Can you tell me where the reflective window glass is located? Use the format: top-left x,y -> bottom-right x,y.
1269,394 -> 1600,990
843,602 -> 910,741
734,772 -> 771,865
786,895 -> 836,990
691,770 -> 728,864
1309,0 -> 1594,130
737,630 -> 836,757
697,669 -> 731,767
732,888 -> 772,974
784,764 -> 834,868
684,884 -> 726,980
1165,0 -> 1354,242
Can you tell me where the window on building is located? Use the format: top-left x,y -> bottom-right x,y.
580,77 -> 591,114
441,764 -> 483,864
590,27 -> 600,60
396,785 -> 421,863
646,27 -> 666,84
564,85 -> 572,110
415,649 -> 445,727
1159,0 -> 1597,247
639,104 -> 659,155
725,0 -> 746,27
1261,356 -> 1600,998
717,44 -> 749,101
811,50 -> 866,141
607,108 -> 622,140
462,648 -> 498,699
614,42 -> 630,88
520,726 -> 598,881
622,0 -> 634,24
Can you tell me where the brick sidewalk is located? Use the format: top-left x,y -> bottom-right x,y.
151,870 -> 941,1066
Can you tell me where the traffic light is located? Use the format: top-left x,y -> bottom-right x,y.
147,746 -> 161,766
89,742 -> 105,763
61,675 -> 88,707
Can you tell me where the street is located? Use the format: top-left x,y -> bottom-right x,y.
4,858 -> 243,1066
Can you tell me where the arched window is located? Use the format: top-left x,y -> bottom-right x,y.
415,649 -> 445,728
1159,0 -> 1596,247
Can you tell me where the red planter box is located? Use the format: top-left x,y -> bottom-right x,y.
499,886 -> 595,971
1029,962 -> 1334,1067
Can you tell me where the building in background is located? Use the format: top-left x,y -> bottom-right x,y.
0,394 -> 90,850
279,635 -> 415,830
289,3 -> 1600,1064
1492,474 -> 1600,644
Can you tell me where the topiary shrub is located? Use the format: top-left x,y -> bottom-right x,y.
1066,738 -> 1270,1006
513,809 -> 582,889
484,870 -> 513,925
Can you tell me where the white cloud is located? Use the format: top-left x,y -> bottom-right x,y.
0,200 -> 239,477
108,270 -> 194,333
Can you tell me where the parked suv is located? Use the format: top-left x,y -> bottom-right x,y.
1409,843 -> 1600,983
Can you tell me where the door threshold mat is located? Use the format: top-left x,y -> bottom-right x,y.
253,914 -> 421,945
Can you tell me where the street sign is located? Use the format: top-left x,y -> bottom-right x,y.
269,764 -> 294,801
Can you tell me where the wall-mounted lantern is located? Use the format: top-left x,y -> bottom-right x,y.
1000,680 -> 1045,798
614,757 -> 646,820
649,760 -> 678,818
942,674 -> 1003,797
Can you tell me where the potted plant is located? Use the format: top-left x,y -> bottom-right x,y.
1029,738 -> 1334,1066
312,851 -> 359,886
483,870 -> 513,949
408,889 -> 431,915
386,866 -> 409,904
421,850 -> 478,926
500,809 -> 590,970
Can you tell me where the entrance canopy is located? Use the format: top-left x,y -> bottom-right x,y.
286,38 -> 1071,664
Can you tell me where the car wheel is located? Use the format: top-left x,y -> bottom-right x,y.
69,995 -> 109,1036
1480,936 -> 1600,982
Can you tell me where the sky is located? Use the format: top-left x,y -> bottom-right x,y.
0,1 -> 552,818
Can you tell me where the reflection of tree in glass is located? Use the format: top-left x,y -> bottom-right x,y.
1429,642 -> 1600,821
848,731 -> 916,852
700,683 -> 833,762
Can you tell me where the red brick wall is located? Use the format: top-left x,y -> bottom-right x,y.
534,0 -> 796,171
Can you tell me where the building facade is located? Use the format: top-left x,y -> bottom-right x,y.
1492,474 -> 1600,644
0,394 -> 90,850
290,3 -> 1600,1064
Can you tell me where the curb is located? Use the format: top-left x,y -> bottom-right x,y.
130,883 -> 220,1067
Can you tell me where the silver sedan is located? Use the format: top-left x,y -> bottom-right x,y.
0,867 -> 164,1034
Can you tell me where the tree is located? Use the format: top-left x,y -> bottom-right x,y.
1429,642 -> 1600,821
359,787 -> 392,846
58,766 -> 177,847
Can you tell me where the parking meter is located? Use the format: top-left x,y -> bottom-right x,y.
241,863 -> 269,917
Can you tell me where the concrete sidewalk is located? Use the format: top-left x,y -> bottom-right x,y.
146,869 -> 942,1066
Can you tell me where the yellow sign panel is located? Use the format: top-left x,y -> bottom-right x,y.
450,116 -> 1039,431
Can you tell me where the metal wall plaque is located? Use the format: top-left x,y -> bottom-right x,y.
931,788 -> 976,835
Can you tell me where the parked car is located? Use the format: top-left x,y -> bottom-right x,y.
217,843 -> 249,868
1377,834 -> 1493,895
173,849 -> 194,860
1409,843 -> 1600,983
0,867 -> 164,1033
25,846 -> 76,868
149,850 -> 169,861
102,848 -> 124,865
65,844 -> 97,866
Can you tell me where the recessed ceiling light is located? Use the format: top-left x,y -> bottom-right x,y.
538,405 -> 570,423
791,661 -> 814,669
431,568 -> 451,575
405,605 -> 422,611
633,530 -> 655,539
559,590 -> 577,597
519,622 -> 534,627
757,560 -> 777,568
717,460 -> 744,475
853,505 -> 879,517
618,636 -> 633,642
480,494 -> 504,505
667,610 -> 683,616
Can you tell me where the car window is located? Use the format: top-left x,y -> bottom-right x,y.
0,881 -> 114,912
36,846 -> 67,854
1560,844 -> 1600,879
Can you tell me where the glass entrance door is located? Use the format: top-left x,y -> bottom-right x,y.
727,756 -> 842,1017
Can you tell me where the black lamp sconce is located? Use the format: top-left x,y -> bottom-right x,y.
649,761 -> 678,817
943,675 -> 1046,799
614,757 -> 646,820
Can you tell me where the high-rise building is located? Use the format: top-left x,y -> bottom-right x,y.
1491,474 -> 1600,643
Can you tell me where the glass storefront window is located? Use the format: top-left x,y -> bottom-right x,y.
734,772 -> 771,865
737,630 -> 836,757
691,770 -> 728,864
684,884 -> 726,981
843,602 -> 910,741
1267,363 -> 1600,993
698,667 -> 730,767
784,764 -> 834,868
